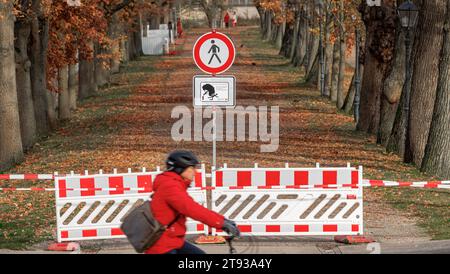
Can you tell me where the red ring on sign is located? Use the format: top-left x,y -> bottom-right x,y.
193,32 -> 236,75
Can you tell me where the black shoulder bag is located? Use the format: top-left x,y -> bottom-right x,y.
120,199 -> 179,253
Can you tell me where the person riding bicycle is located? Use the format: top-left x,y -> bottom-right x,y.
145,150 -> 240,254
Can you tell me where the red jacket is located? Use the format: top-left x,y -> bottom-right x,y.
145,171 -> 225,254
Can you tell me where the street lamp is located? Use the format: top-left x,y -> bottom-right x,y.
352,15 -> 361,125
398,1 -> 419,29
317,0 -> 325,97
398,0 -> 419,161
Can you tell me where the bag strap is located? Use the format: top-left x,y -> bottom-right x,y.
166,214 -> 180,229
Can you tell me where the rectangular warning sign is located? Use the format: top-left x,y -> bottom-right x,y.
193,76 -> 236,108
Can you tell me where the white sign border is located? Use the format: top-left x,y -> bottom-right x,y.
192,75 -> 236,109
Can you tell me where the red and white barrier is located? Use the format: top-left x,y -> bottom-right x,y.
1,163 -> 448,246
214,163 -> 360,189
0,174 -> 55,180
54,166 -> 207,243
363,179 -> 450,189
210,164 -> 364,236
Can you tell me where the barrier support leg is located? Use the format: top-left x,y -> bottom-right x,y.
194,235 -> 226,245
48,242 -> 80,252
334,235 -> 375,245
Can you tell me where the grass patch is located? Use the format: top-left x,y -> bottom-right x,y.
381,188 -> 450,240
0,193 -> 55,249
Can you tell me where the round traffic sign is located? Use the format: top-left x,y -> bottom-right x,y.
193,31 -> 236,75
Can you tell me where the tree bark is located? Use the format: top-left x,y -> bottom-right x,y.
330,41 -> 340,102
0,1 -> 24,170
305,52 -> 319,86
407,0 -> 447,166
296,9 -> 309,68
421,0 -> 450,178
279,21 -> 294,58
30,1 -> 51,137
342,73 -> 355,113
323,11 -> 333,97
336,37 -> 346,109
357,1 -> 396,134
58,66 -> 71,120
306,34 -> 319,77
377,29 -> 405,146
263,11 -> 272,41
15,20 -> 37,150
94,43 -> 109,87
336,0 -> 346,109
68,63 -> 78,110
289,11 -> 300,61
275,21 -> 285,49
79,42 -> 97,100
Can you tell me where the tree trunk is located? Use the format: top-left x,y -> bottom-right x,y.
279,22 -> 293,58
45,88 -> 58,130
323,11 -> 333,97
386,86 -> 408,156
257,6 -> 265,31
133,15 -> 144,57
0,1 -> 24,170
121,39 -> 129,65
377,29 -> 406,146
275,21 -> 285,49
68,63 -> 78,110
263,11 -> 272,41
343,73 -> 355,113
289,12 -> 300,61
330,41 -> 340,102
58,66 -> 71,120
109,15 -> 121,74
79,41 -> 97,100
306,34 -> 319,75
407,0 -> 447,166
421,0 -> 450,177
270,24 -> 278,44
357,1 -> 397,134
94,43 -> 109,87
296,9 -> 308,68
336,36 -> 346,109
15,20 -> 37,150
30,3 -> 51,137
305,52 -> 319,86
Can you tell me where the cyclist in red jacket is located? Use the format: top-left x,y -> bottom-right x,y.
145,150 -> 240,254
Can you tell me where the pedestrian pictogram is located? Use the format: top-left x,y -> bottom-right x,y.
193,31 -> 236,75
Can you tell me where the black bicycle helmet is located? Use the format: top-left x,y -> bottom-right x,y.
166,150 -> 200,174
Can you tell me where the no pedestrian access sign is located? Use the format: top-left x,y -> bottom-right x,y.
193,31 -> 236,75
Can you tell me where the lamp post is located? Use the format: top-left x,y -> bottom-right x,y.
353,15 -> 361,125
398,0 -> 419,160
316,0 -> 325,96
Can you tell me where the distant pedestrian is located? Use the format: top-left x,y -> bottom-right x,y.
224,12 -> 230,28
177,18 -> 183,38
232,12 -> 238,27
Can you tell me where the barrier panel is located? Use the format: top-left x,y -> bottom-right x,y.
142,28 -> 169,55
210,164 -> 363,236
2,163 -> 448,245
54,168 -> 207,242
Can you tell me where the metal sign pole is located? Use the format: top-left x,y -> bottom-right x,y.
212,105 -> 217,171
